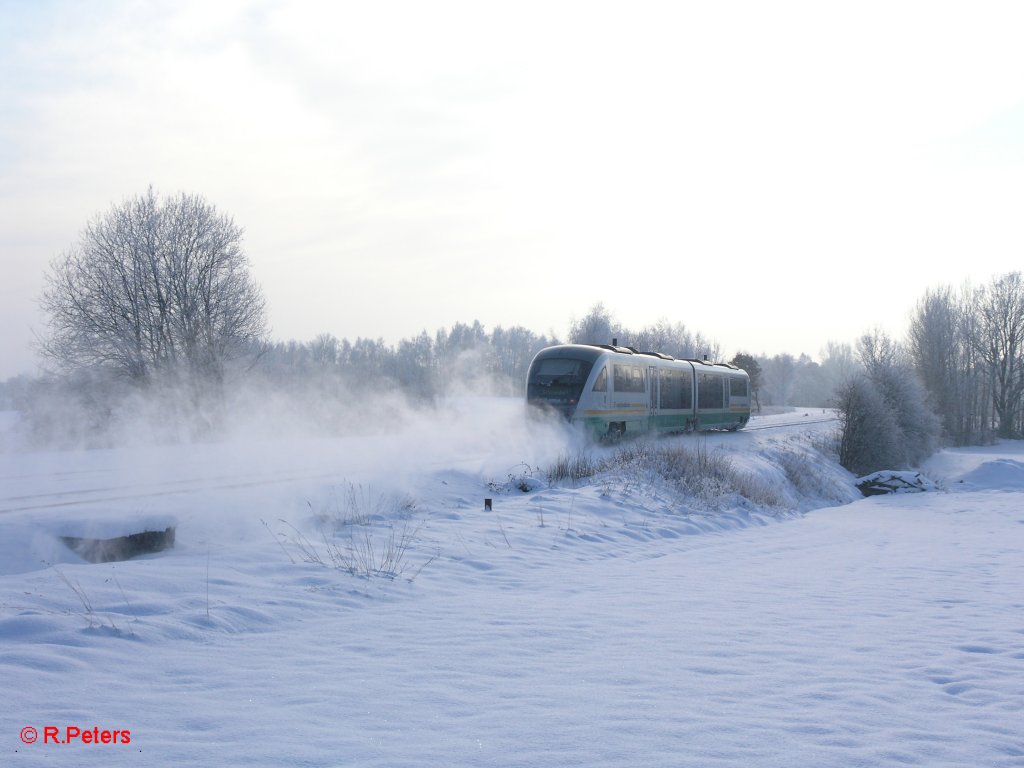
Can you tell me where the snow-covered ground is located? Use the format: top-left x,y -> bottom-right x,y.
2,400 -> 1023,767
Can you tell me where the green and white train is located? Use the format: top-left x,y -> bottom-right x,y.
526,344 -> 751,440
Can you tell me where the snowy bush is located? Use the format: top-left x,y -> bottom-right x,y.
313,483 -> 416,531
834,337 -> 941,476
322,523 -> 430,580
545,452 -> 605,485
835,376 -> 937,479
547,440 -> 785,510
268,488 -> 433,581
650,442 -> 782,506
488,463 -> 543,493
868,362 -> 941,466
835,374 -> 903,475
269,518 -> 435,581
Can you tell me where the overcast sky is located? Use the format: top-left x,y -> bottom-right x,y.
3,1 -> 1024,380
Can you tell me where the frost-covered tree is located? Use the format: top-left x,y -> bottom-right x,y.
490,325 -> 556,392
833,330 -> 940,474
568,305 -> 721,360
867,359 -> 941,466
39,188 -> 267,385
569,303 -> 619,346
340,337 -> 394,390
632,319 -> 719,360
858,330 -> 940,463
835,373 -> 903,475
394,331 -> 435,398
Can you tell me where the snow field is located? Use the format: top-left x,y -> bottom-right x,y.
1,402 -> 1023,766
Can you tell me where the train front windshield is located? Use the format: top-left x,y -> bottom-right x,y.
526,357 -> 594,417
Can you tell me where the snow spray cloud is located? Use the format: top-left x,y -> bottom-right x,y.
4,350 -> 580,497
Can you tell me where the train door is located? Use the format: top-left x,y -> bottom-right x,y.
591,364 -> 609,410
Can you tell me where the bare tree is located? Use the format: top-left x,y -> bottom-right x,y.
310,333 -> 340,368
956,287 -> 994,442
856,328 -> 902,371
973,272 -> 1024,438
39,188 -> 267,386
907,284 -> 993,444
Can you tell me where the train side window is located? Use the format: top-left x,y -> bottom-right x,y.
592,366 -> 608,392
659,370 -> 677,409
660,368 -> 690,409
614,364 -> 645,393
730,377 -> 748,398
698,373 -> 725,409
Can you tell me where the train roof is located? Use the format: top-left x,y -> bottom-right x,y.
534,344 -> 744,373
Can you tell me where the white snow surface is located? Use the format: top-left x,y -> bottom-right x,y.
2,400 -> 1023,767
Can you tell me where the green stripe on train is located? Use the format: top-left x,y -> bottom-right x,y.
579,410 -> 748,438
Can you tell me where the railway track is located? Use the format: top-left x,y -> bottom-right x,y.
0,468 -> 342,515
1,414 -> 839,516
743,416 -> 838,431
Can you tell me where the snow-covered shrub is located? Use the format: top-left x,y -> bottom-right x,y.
488,463 -> 543,493
774,446 -> 823,498
837,331 -> 942,476
868,362 -> 941,466
324,523 -> 430,580
269,515 -> 433,582
635,441 -> 782,508
268,484 -> 432,581
834,357 -> 940,476
835,373 -> 903,475
545,452 -> 605,485
313,483 -> 416,531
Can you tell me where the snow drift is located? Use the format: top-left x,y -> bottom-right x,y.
2,405 -> 1022,767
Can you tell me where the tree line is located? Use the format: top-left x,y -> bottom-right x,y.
5,189 -> 1024,471
256,322 -> 557,400
908,274 -> 1024,443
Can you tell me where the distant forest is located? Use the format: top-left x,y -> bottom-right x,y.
4,277 -> 1024,455
8,189 -> 1021,459
2,306 -> 844,419
2,274 -> 1024,456
249,307 -> 846,407
0,301 -> 889,450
